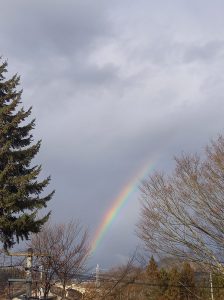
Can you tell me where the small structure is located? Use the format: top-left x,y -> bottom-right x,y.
7,248 -> 51,299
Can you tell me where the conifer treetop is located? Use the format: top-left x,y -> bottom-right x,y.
0,59 -> 54,250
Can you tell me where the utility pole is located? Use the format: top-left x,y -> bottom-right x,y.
25,248 -> 33,299
8,248 -> 50,299
95,264 -> 100,288
8,248 -> 34,299
210,272 -> 214,300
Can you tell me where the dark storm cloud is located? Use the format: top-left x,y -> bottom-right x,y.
0,0 -> 111,59
0,0 -> 118,108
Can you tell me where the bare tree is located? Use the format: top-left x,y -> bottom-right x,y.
137,136 -> 224,272
30,220 -> 89,299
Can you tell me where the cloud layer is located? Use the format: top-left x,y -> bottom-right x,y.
1,0 -> 224,267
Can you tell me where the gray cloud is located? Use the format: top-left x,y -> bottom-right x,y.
1,0 -> 224,268
183,40 -> 224,63
1,0 -> 110,58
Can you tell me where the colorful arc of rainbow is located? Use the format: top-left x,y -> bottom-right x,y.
90,161 -> 154,253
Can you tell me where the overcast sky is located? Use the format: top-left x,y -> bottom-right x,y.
1,0 -> 224,269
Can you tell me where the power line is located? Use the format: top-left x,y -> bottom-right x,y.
66,271 -> 224,290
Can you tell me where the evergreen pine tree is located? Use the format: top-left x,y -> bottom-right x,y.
0,60 -> 54,250
145,256 -> 161,299
146,256 -> 159,278
212,272 -> 224,299
166,267 -> 180,300
179,262 -> 196,300
159,268 -> 169,297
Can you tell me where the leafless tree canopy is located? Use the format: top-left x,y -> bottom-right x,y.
137,136 -> 224,272
31,220 -> 89,298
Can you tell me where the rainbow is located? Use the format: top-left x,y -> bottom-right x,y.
90,160 -> 154,253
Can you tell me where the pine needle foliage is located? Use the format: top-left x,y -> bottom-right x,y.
0,60 -> 54,250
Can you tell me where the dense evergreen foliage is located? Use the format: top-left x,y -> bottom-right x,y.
0,60 -> 54,250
